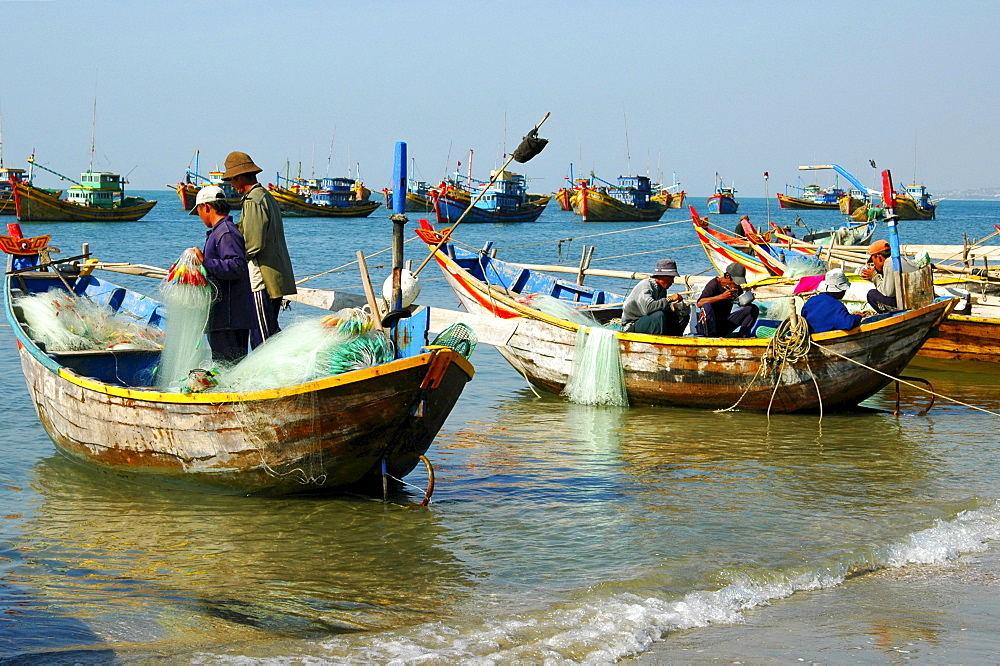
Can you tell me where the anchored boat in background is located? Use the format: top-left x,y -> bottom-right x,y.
268,174 -> 381,218
569,174 -> 668,222
432,169 -> 549,223
170,150 -> 242,211
706,173 -> 739,214
14,155 -> 156,222
1,165 -> 62,216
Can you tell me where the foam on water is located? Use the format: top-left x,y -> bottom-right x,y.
287,501 -> 1000,664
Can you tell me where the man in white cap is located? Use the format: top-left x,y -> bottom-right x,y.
621,258 -> 687,335
800,268 -> 863,334
696,262 -> 759,337
188,185 -> 254,362
222,151 -> 296,348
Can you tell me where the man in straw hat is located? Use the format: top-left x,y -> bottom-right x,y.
621,258 -> 688,335
800,268 -> 862,334
222,151 -> 296,348
859,239 -> 917,313
696,262 -> 759,337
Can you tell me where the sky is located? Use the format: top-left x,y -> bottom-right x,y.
1,0 -> 997,197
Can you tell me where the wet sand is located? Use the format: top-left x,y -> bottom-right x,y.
634,544 -> 1000,663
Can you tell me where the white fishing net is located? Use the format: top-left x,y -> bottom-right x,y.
17,289 -> 163,352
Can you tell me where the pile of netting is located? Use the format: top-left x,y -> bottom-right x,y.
517,293 -> 629,407
157,249 -> 214,388
764,256 -> 827,322
213,308 -> 395,392
17,288 -> 162,352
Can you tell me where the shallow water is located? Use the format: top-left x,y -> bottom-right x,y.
1,195 -> 999,662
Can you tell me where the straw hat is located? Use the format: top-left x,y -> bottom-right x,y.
221,151 -> 263,180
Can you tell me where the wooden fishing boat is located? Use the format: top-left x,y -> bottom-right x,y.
569,175 -> 668,222
777,181 -> 846,210
382,180 -> 435,213
416,221 -> 954,412
14,175 -> 156,222
706,174 -> 739,214
432,169 -> 549,224
1,166 -> 62,215
268,177 -> 381,218
4,235 -> 474,495
894,184 -> 937,220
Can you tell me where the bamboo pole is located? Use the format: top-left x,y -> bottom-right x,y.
356,250 -> 384,329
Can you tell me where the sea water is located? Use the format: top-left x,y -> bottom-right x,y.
1,195 -> 999,662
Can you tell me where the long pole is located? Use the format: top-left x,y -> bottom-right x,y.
882,169 -> 906,308
413,112 -> 551,277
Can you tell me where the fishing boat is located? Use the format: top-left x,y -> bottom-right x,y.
893,184 -> 937,220
170,152 -> 242,211
268,175 -> 381,218
777,182 -> 846,210
415,221 -> 953,412
706,173 -> 739,214
1,166 -> 62,216
3,230 -> 474,495
14,157 -> 156,222
382,179 -> 435,212
432,169 -> 550,224
569,175 -> 668,222
838,189 -> 869,215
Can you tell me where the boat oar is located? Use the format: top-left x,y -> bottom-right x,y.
413,112 -> 551,277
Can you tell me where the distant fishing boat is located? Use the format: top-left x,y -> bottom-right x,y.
894,184 -> 937,220
777,181 -> 846,210
706,173 -> 739,214
651,176 -> 685,209
382,178 -> 435,212
569,174 -> 667,222
1,166 -> 62,216
432,169 -> 549,224
14,156 -> 156,222
170,151 -> 242,211
2,228 -> 475,495
415,220 -> 955,412
268,174 -> 381,218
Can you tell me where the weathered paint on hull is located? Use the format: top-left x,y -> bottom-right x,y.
431,249 -> 953,412
405,191 -> 435,212
269,188 -> 381,218
15,183 -> 156,222
18,345 -> 473,494
707,194 -> 739,214
916,315 -> 1000,363
569,189 -> 668,222
894,195 -> 936,221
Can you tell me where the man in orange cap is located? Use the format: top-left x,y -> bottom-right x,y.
222,151 -> 296,348
859,239 -> 917,313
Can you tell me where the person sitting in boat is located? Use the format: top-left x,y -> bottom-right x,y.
801,268 -> 862,334
859,239 -> 918,313
188,185 -> 254,363
696,262 -> 759,338
733,214 -> 753,238
621,258 -> 687,335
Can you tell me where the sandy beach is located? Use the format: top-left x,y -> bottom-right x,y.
634,543 -> 1000,663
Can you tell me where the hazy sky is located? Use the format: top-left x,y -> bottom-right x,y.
1,0 -> 996,196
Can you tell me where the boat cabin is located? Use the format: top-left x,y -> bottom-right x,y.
610,175 -> 653,207
475,171 -> 528,213
903,184 -> 933,207
66,171 -> 126,208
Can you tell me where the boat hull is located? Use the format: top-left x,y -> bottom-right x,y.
433,191 -> 548,224
776,193 -> 838,210
14,183 -> 156,222
569,189 -> 667,222
894,194 -> 936,220
707,194 -> 739,214
424,239 -> 953,412
269,187 -> 381,218
916,314 -> 1000,362
6,268 -> 474,495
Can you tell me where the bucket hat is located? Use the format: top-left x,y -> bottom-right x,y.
822,268 -> 851,293
651,258 -> 679,277
221,151 -> 263,180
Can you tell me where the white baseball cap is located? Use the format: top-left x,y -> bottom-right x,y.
189,185 -> 227,215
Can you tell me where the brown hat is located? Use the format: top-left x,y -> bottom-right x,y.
221,151 -> 263,180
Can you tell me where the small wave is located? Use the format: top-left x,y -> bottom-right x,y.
225,501 -> 1000,664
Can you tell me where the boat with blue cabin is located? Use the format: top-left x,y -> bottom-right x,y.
706,173 -> 739,214
569,174 -> 668,222
268,174 -> 381,218
432,169 -> 550,223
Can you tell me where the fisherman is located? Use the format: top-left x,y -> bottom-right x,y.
859,239 -> 918,313
188,185 -> 254,363
222,151 -> 297,348
733,214 -> 752,238
621,259 -> 687,335
801,268 -> 863,334
696,262 -> 759,337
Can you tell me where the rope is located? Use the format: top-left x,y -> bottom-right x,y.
493,217 -> 692,252
811,343 -> 1000,418
295,236 -> 419,285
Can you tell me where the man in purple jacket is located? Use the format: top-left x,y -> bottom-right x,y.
189,185 -> 254,363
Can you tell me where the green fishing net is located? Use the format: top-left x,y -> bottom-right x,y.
431,323 -> 478,359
